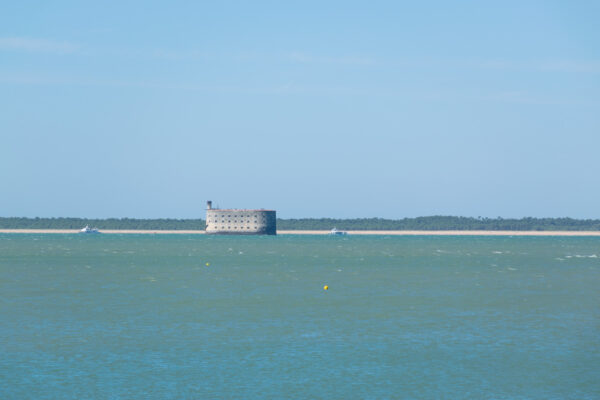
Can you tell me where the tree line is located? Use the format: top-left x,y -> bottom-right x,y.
1,216 -> 600,231
0,217 -> 205,230
276,216 -> 600,231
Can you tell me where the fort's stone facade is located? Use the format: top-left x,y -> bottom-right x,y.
205,201 -> 276,235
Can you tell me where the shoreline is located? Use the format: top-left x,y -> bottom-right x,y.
1,229 -> 600,236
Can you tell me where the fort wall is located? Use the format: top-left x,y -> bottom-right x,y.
205,202 -> 276,235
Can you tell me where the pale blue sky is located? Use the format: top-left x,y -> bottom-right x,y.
1,1 -> 598,218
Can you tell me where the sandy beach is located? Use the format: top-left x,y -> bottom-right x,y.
1,229 -> 600,236
279,230 -> 600,236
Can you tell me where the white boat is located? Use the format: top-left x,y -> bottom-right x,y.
329,227 -> 348,236
80,225 -> 100,234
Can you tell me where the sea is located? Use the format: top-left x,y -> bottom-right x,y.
1,234 -> 598,399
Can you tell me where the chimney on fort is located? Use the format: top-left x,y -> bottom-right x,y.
206,200 -> 212,210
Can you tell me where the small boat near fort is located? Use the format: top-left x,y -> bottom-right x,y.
80,225 -> 100,234
329,228 -> 348,236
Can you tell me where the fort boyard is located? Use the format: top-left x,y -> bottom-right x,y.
205,201 -> 277,235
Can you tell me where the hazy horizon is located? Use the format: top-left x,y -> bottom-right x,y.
2,213 -> 599,221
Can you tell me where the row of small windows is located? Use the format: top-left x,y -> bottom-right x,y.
208,213 -> 267,218
207,220 -> 259,224
207,226 -> 257,230
207,216 -> 267,218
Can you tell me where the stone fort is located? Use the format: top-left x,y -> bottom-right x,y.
205,201 -> 276,235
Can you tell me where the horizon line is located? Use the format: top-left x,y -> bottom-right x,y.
1,216 -> 600,221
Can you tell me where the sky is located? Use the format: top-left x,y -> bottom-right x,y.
1,1 -> 599,219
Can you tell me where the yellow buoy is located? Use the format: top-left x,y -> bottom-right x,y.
205,262 -> 210,267
323,285 -> 329,290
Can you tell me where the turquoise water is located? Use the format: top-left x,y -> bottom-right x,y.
1,234 -> 599,399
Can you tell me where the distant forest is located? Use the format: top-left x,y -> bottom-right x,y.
1,216 -> 600,231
